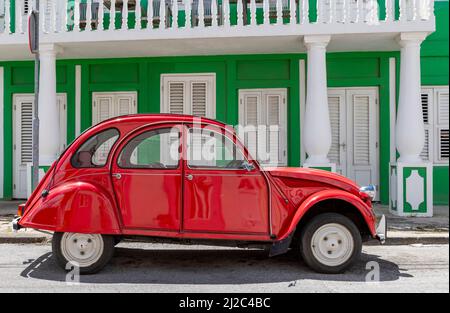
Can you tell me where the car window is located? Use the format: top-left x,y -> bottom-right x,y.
118,127 -> 180,169
187,128 -> 246,169
71,128 -> 120,168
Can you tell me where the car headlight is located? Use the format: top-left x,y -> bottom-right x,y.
360,185 -> 376,201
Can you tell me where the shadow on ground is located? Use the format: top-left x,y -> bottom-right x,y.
20,246 -> 412,285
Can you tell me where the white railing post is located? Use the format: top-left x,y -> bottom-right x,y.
74,0 -> 80,31
135,0 -> 142,29
289,0 -> 297,25
86,0 -> 92,31
198,0 -> 205,27
276,0 -> 283,25
53,0 -> 60,32
223,0 -> 230,27
236,0 -> 243,27
185,0 -> 191,28
250,0 -> 257,26
122,0 -> 129,29
5,0 -> 11,34
15,0 -> 22,33
399,0 -> 406,21
147,0 -> 153,29
330,0 -> 336,23
63,0 -> 69,32
419,0 -> 433,21
159,0 -> 166,29
357,0 -> 364,23
40,0 -> 47,33
385,0 -> 394,22
300,0 -> 309,24
172,0 -> 179,28
263,0 -> 270,25
98,0 -> 104,30
211,0 -> 218,27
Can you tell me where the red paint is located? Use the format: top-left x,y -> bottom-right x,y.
19,114 -> 378,243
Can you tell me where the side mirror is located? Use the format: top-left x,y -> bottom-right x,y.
242,161 -> 255,172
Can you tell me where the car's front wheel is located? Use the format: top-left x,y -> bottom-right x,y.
300,213 -> 362,274
52,232 -> 115,274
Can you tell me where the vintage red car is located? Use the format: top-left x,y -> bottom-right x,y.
13,114 -> 385,274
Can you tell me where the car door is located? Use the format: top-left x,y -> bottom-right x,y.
182,124 -> 270,235
111,124 -> 183,231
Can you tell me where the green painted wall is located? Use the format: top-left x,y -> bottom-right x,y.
421,1 -> 449,205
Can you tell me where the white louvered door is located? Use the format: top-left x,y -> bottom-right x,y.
239,89 -> 287,167
327,88 -> 379,199
13,94 -> 67,199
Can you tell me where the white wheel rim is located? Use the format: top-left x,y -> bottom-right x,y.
61,233 -> 104,268
311,223 -> 354,267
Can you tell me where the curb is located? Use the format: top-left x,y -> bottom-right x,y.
1,235 -> 448,246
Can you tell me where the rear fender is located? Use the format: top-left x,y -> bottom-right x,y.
278,189 -> 376,241
19,181 -> 121,234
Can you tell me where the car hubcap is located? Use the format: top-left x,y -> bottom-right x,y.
61,233 -> 104,268
311,223 -> 354,267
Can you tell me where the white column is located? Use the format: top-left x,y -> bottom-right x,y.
303,35 -> 333,167
38,44 -> 63,166
396,32 -> 428,163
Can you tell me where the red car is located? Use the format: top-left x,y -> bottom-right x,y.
13,114 -> 385,274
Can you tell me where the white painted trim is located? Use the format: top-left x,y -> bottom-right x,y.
389,57 -> 397,163
75,65 -> 81,136
299,59 -> 306,165
0,67 -> 4,198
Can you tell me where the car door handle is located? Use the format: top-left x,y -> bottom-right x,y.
186,174 -> 194,181
112,173 -> 122,180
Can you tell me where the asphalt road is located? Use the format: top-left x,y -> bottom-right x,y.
0,242 -> 448,293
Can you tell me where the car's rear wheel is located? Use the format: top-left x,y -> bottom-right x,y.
52,232 -> 115,274
300,213 -> 362,274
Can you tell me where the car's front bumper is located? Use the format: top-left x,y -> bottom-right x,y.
375,215 -> 387,244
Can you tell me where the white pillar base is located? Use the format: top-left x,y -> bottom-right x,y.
389,162 -> 433,217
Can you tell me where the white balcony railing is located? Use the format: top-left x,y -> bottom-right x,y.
0,0 -> 434,37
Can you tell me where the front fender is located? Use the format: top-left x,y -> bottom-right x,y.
20,181 -> 121,234
278,189 -> 376,240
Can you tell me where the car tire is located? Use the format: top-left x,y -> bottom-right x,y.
300,213 -> 362,274
52,232 -> 115,275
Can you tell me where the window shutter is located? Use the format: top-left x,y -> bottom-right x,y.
242,93 -> 260,160
266,94 -> 282,166
353,95 -> 370,165
117,96 -> 134,116
168,82 -> 185,114
191,82 -> 207,117
328,95 -> 341,164
20,101 -> 33,164
436,89 -> 449,162
420,90 -> 432,161
58,96 -> 67,153
94,96 -> 114,125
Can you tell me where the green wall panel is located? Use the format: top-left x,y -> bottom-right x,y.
433,166 -> 449,205
237,60 -> 290,81
327,58 -> 380,80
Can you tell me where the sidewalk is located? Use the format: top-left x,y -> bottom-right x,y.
0,201 -> 448,245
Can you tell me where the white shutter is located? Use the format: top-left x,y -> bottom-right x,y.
168,82 -> 185,114
238,89 -> 287,166
162,74 -> 215,118
436,88 -> 449,162
240,92 -> 260,161
20,101 -> 33,164
191,82 -> 207,117
353,95 -> 370,165
57,94 -> 67,153
116,95 -> 135,116
421,89 -> 433,161
93,95 -> 114,125
328,95 -> 341,164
